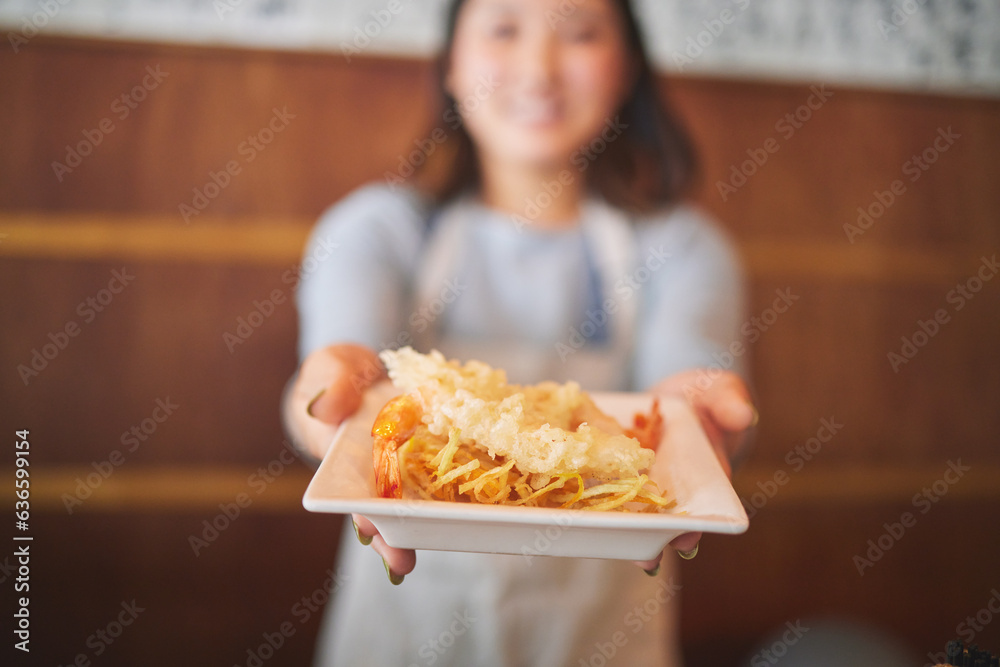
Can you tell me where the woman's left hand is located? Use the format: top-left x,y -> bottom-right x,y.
634,368 -> 756,573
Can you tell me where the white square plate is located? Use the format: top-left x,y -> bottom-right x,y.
303,381 -> 748,561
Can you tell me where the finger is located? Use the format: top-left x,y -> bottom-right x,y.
701,375 -> 755,433
669,531 -> 702,558
633,552 -> 663,574
352,515 -> 417,580
352,513 -> 378,544
338,345 -> 387,387
635,531 -> 704,573
308,370 -> 364,425
650,370 -> 751,426
370,535 -> 417,579
302,346 -> 385,425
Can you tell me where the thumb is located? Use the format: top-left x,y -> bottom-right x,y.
308,372 -> 366,425
304,345 -> 385,425
707,391 -> 756,434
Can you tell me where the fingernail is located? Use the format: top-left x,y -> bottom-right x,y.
749,404 -> 760,428
306,388 -> 326,418
677,543 -> 699,560
383,557 -> 404,586
353,520 -> 372,546
643,563 -> 661,577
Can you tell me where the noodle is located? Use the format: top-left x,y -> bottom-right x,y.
377,347 -> 675,512
399,426 -> 675,513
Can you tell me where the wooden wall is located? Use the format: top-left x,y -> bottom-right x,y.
1,36 -> 998,666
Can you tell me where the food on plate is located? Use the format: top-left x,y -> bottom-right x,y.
371,347 -> 673,512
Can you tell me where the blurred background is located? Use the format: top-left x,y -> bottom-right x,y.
1,0 -> 998,665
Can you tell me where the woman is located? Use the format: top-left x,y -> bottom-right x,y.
284,0 -> 756,664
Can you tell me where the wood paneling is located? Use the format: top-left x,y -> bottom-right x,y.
680,500 -> 1000,665
21,510 -> 344,666
0,37 -> 435,216
0,213 -> 311,263
2,35 -> 999,667
8,465 -> 1000,513
2,214 -> 994,281
676,77 -> 1000,247
1,257 -> 300,466
12,467 -> 315,512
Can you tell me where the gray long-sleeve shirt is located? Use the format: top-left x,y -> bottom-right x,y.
297,183 -> 747,666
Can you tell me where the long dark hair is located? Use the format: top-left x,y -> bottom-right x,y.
412,0 -> 698,214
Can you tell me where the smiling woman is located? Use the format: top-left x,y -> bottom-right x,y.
3,0 -> 998,663
448,0 -> 634,181
284,0 -> 755,665
412,0 -> 697,219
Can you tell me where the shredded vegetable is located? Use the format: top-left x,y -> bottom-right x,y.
397,425 -> 675,513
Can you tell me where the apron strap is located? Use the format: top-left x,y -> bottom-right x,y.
412,197 -> 641,387
413,200 -> 469,352
580,199 -> 640,386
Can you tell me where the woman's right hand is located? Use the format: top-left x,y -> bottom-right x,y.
284,343 -> 417,583
285,343 -> 384,460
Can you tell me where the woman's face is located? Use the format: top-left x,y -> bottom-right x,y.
447,0 -> 634,172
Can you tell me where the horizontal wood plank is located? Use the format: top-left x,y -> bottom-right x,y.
0,215 -> 993,285
8,465 -> 999,513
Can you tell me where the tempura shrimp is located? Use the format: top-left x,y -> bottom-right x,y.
371,394 -> 424,499
626,397 -> 663,451
571,395 -> 663,450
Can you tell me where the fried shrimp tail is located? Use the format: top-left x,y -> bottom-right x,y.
626,398 -> 664,450
570,394 -> 627,436
372,394 -> 423,499
570,394 -> 664,450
